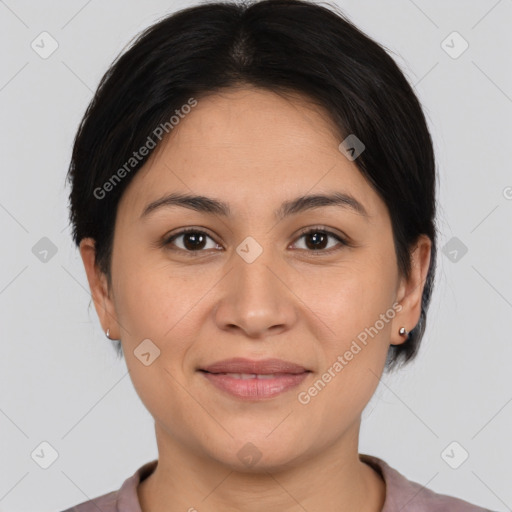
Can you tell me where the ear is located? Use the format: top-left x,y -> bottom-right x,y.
79,237 -> 120,339
391,234 -> 432,346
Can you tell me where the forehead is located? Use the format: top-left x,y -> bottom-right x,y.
172,87 -> 342,146
117,87 -> 385,221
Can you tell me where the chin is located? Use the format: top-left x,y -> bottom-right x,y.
201,433 -> 311,473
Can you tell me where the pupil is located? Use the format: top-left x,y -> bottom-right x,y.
307,232 -> 326,250
184,232 -> 205,250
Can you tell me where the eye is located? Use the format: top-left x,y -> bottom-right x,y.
163,226 -> 348,256
291,227 -> 348,254
164,228 -> 221,255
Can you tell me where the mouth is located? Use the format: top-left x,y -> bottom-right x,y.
202,372 -> 297,379
199,357 -> 309,375
198,358 -> 311,400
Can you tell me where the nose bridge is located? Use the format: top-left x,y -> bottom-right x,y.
236,238 -> 279,292
235,232 -> 284,303
213,233 -> 296,336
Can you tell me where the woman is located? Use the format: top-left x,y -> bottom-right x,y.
62,0 -> 494,510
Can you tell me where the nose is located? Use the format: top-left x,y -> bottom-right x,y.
213,243 -> 298,339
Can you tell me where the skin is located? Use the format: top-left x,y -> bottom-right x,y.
80,86 -> 431,512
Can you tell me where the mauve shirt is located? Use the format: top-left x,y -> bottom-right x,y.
60,454 -> 495,512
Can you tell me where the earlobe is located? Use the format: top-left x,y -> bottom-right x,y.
389,325 -> 409,347
391,235 -> 432,345
79,238 -> 119,339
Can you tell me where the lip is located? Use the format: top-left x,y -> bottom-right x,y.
198,358 -> 311,400
200,357 -> 309,374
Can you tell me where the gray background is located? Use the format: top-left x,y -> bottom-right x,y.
0,0 -> 511,511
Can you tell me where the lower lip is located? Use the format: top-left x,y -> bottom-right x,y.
200,371 -> 310,400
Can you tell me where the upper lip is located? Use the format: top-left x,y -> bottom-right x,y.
200,357 -> 309,374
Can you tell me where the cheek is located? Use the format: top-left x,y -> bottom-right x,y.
301,254 -> 398,405
304,258 -> 396,336
112,256 -> 214,356
114,268 -> 167,339
300,274 -> 395,421
112,262 -> 204,426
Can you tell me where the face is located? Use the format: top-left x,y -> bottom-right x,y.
81,87 -> 430,471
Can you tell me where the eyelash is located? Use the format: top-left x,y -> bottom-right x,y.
163,226 -> 349,257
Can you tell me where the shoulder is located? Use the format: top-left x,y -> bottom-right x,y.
360,454 -> 495,512
60,490 -> 118,512
59,459 -> 158,512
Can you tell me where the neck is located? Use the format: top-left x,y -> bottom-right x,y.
138,420 -> 385,512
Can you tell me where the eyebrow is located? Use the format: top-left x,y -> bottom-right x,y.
140,191 -> 369,220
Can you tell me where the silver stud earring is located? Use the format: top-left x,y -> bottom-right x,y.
398,327 -> 408,336
106,328 -> 111,339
